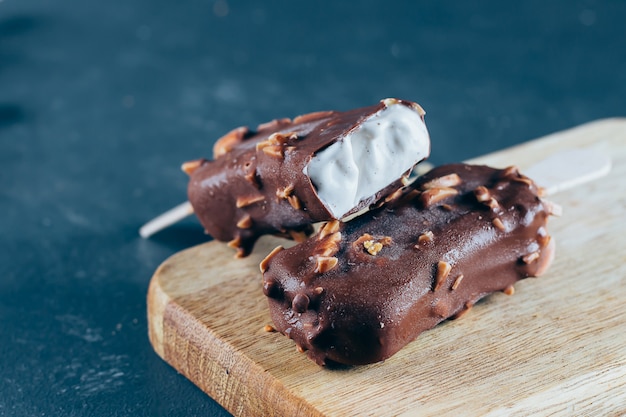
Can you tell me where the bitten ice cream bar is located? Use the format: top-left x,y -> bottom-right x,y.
184,98 -> 430,257
261,163 -> 558,366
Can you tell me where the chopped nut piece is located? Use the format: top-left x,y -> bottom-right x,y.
382,98 -> 400,107
421,173 -> 461,190
213,126 -> 249,158
522,251 -> 540,264
261,144 -> 284,159
227,238 -> 245,258
318,220 -> 340,240
313,287 -> 324,295
417,230 -> 434,245
263,324 -> 276,332
503,285 -> 515,296
271,131 -> 296,143
235,194 -> 265,208
287,195 -> 302,210
314,256 -> 339,273
259,135 -> 279,146
500,165 -> 520,178
383,188 -> 404,204
293,110 -> 334,124
236,214 -> 253,229
353,234 -> 392,255
317,231 -> 342,257
227,236 -> 241,249
363,240 -> 384,256
259,245 -> 284,273
474,186 -> 500,210
256,118 -> 291,131
373,188 -> 405,209
276,184 -> 295,200
451,274 -> 464,290
485,197 -> 500,210
474,186 -> 491,202
492,217 -> 506,231
421,187 -> 459,207
512,176 -> 534,187
181,159 -> 203,175
537,233 -> 552,248
434,261 -> 452,291
256,132 -> 290,153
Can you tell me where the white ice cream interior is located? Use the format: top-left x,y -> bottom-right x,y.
306,102 -> 430,218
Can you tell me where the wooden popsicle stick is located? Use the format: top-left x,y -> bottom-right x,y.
523,147 -> 612,195
139,201 -> 194,238
138,148 -> 611,238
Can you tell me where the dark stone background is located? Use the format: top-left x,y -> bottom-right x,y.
1,0 -> 624,415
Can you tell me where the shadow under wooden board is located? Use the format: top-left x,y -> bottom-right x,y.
147,119 -> 626,417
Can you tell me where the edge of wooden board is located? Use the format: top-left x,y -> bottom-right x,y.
148,238 -> 322,417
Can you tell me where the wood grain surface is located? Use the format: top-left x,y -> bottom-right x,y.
148,119 -> 626,416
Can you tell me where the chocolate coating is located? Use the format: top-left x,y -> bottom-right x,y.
262,164 -> 555,366
187,99 -> 427,257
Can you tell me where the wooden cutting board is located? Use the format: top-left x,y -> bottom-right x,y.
147,119 -> 626,416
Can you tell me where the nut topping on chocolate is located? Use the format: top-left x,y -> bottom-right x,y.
420,187 -> 459,207
259,245 -> 284,273
213,126 -> 249,158
235,194 -> 265,208
186,99 -> 431,256
492,217 -> 506,231
434,261 -> 452,291
503,285 -> 515,295
522,251 -> 540,264
421,173 -> 461,190
181,159 -> 203,175
314,256 -> 338,274
318,220 -> 340,240
474,185 -> 491,202
316,231 -> 342,257
262,164 -> 556,366
451,274 -> 464,290
276,184 -> 295,200
236,214 -> 253,229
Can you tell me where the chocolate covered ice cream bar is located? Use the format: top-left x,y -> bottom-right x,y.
185,98 -> 430,257
261,164 -> 557,366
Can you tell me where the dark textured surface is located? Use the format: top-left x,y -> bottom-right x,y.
1,0 -> 624,415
